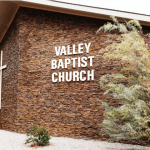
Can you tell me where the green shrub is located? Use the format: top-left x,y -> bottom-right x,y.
25,125 -> 50,146
98,16 -> 150,143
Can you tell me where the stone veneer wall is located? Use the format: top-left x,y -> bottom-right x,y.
0,14 -> 19,131
1,7 -> 150,140
16,7 -> 108,140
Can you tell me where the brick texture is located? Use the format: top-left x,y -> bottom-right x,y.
0,14 -> 19,132
0,7 -> 150,142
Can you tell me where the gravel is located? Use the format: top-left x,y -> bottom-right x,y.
0,130 -> 150,150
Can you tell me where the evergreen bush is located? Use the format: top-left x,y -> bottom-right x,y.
98,17 -> 150,143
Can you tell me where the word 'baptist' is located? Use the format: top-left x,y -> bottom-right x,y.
51,56 -> 94,69
51,43 -> 94,82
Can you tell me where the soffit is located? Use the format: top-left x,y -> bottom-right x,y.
15,0 -> 150,25
0,1 -> 19,43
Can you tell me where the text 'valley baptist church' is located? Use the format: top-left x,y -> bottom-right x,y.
51,43 -> 95,82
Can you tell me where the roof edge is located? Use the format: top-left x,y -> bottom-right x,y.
0,0 -> 150,43
15,0 -> 150,26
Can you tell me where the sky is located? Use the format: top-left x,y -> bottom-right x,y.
53,0 -> 150,16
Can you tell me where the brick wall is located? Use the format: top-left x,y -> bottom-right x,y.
16,7 -> 108,139
0,7 -> 150,140
0,13 -> 19,132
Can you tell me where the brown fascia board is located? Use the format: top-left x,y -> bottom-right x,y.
0,0 -> 150,43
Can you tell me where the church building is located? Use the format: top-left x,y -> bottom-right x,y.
0,0 -> 150,139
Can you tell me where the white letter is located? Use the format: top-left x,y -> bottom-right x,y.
78,43 -> 84,54
88,56 -> 94,66
52,72 -> 58,82
58,59 -> 64,69
78,57 -> 81,67
65,59 -> 71,68
51,59 -> 57,69
87,70 -> 94,80
55,46 -> 61,56
61,46 -> 66,55
81,57 -> 87,67
67,45 -> 72,55
80,70 -> 86,81
59,72 -> 65,82
73,44 -> 77,54
71,57 -> 78,68
85,43 -> 91,54
73,71 -> 79,81
66,71 -> 72,82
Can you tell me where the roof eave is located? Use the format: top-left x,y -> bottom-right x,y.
0,0 -> 150,43
15,0 -> 150,26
